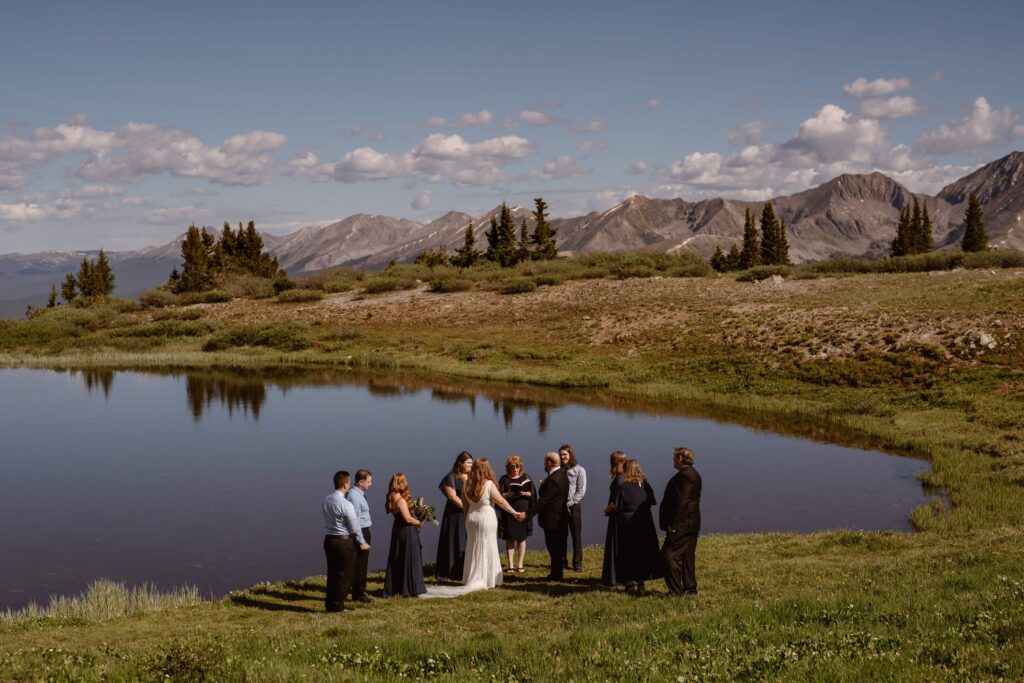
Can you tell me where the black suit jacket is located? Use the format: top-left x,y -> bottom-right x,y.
530,468 -> 570,531
660,466 -> 702,535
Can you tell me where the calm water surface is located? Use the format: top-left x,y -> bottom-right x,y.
0,368 -> 931,610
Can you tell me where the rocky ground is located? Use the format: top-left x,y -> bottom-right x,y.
199,269 -> 1024,363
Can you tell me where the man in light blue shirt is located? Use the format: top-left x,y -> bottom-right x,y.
560,444 -> 588,571
323,471 -> 369,612
345,469 -> 373,603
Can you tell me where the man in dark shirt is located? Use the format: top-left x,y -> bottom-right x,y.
659,447 -> 702,595
529,452 -> 570,580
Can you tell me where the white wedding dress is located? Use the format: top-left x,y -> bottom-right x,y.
421,480 -> 502,598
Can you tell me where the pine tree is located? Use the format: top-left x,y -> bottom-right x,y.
917,201 -> 934,253
904,198 -> 924,255
61,272 -> 77,303
94,248 -> 115,297
47,285 -> 58,308
739,208 -> 760,269
710,246 -> 728,272
484,216 -> 503,263
759,202 -> 784,265
891,205 -> 912,257
517,219 -> 531,264
776,216 -> 790,265
529,197 -> 558,260
451,221 -> 480,268
497,203 -> 518,267
177,224 -> 211,292
726,244 -> 742,271
960,193 -> 988,252
76,257 -> 96,298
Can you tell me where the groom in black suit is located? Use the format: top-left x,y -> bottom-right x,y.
529,451 -> 570,580
660,446 -> 702,595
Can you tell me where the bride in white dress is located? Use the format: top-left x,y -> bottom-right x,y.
422,458 -> 526,598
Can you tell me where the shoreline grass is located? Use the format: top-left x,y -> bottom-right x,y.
2,269 -> 1023,680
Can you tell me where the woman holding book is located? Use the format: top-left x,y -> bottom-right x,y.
498,455 -> 536,572
436,451 -> 472,580
382,473 -> 426,598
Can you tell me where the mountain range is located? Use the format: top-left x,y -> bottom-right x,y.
2,150 -> 1022,317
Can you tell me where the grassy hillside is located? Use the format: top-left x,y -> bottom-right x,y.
2,266 -> 1024,680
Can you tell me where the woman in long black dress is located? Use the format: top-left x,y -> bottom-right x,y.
601,450 -> 628,587
382,473 -> 426,598
614,459 -> 662,595
436,451 -> 472,580
498,455 -> 536,572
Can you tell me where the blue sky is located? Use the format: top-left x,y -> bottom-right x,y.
1,0 -> 1022,252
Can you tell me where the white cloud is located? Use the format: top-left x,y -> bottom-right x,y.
859,96 -> 921,119
328,133 -> 535,185
416,110 -> 494,129
646,99 -> 663,109
281,151 -> 334,181
519,109 -> 558,125
538,156 -> 589,180
59,184 -> 123,200
580,139 -> 607,152
410,189 -> 433,210
723,121 -> 773,147
0,201 -> 51,221
337,126 -> 364,139
573,120 -> 605,134
120,196 -> 154,207
917,97 -> 1018,156
143,205 -> 214,225
625,161 -> 648,175
782,104 -> 889,164
368,130 -> 385,142
843,77 -> 912,98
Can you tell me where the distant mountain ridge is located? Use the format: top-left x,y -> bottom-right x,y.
2,150 -> 1022,316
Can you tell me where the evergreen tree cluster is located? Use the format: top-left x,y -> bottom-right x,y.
711,204 -> 789,272
890,198 -> 934,257
53,249 -> 116,304
171,221 -> 284,293
413,198 -> 559,269
960,193 -> 988,253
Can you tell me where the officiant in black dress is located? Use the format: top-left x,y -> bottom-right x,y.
498,455 -> 536,572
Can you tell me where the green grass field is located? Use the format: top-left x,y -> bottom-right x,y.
2,267 -> 1024,680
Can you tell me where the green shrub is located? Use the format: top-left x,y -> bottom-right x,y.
139,288 -> 178,308
219,274 -> 276,299
500,278 -> 537,294
152,308 -> 203,321
364,277 -> 417,294
108,297 -> 141,313
202,321 -> 310,352
275,288 -> 325,303
737,265 -> 793,282
114,320 -> 217,338
181,290 -> 233,304
533,274 -> 566,287
431,278 -> 473,293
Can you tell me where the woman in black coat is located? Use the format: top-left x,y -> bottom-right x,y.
601,450 -> 628,587
613,459 -> 662,594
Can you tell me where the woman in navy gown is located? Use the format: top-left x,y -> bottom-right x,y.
382,473 -> 426,598
601,450 -> 628,587
498,455 -> 536,572
435,451 -> 472,580
613,459 -> 662,595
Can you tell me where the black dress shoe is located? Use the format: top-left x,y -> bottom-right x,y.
543,573 -> 564,581
326,606 -> 355,613
354,595 -> 374,603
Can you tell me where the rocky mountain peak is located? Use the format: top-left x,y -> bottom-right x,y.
938,150 -> 1024,205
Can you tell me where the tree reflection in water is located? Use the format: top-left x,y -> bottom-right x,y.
72,369 -> 114,399
185,374 -> 268,422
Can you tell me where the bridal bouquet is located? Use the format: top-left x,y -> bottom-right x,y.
411,497 -> 440,526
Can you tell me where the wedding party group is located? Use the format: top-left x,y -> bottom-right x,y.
321,444 -> 701,612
